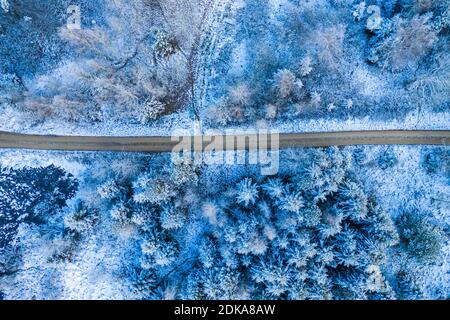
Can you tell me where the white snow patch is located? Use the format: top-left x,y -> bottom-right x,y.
0,150 -> 86,177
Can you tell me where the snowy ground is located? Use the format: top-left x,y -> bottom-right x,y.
1,106 -> 448,137
1,0 -> 447,137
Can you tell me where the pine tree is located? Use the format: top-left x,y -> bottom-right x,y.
171,156 -> 199,186
159,204 -> 185,230
110,201 -> 133,226
332,225 -> 360,267
396,270 -> 425,300
201,267 -> 244,299
97,180 -> 120,199
262,177 -> 285,199
273,69 -> 297,99
199,237 -> 217,269
235,178 -> 259,207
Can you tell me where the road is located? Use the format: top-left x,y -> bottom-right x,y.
0,130 -> 448,153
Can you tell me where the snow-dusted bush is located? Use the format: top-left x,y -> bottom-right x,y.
153,30 -> 178,60
136,98 -> 166,124
273,69 -> 297,99
97,180 -> 120,199
397,212 -> 444,263
298,56 -> 313,77
133,175 -> 177,204
372,14 -> 438,71
206,98 -> 234,126
159,205 -> 185,230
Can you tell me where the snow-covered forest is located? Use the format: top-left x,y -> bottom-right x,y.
0,0 -> 449,300
0,0 -> 449,134
0,146 -> 448,299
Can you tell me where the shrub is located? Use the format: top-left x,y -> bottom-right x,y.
377,148 -> 398,169
408,53 -> 450,105
397,212 -> 444,263
229,84 -> 252,106
373,14 -> 438,71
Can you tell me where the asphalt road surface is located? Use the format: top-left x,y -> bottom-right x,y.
0,130 -> 448,153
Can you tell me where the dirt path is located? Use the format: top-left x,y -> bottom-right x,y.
0,130 -> 448,153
